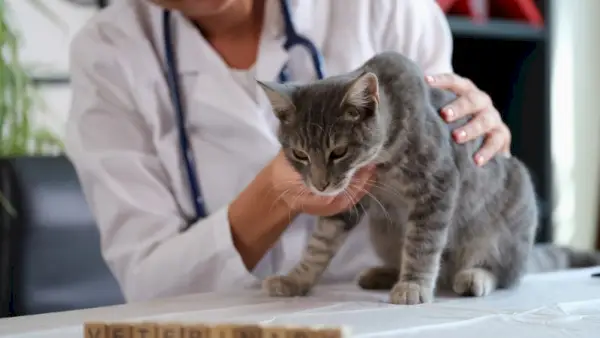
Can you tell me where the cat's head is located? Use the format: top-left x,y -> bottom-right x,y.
258,71 -> 385,196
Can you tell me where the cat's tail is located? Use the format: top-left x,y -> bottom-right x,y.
526,243 -> 600,273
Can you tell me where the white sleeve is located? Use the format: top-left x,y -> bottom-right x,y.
65,26 -> 259,303
377,0 -> 454,75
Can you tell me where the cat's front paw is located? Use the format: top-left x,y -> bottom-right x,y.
262,275 -> 311,297
389,282 -> 433,305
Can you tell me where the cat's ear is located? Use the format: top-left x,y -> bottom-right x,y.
341,72 -> 379,121
257,80 -> 296,124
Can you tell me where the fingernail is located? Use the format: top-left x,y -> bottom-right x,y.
475,154 -> 485,166
453,130 -> 467,141
425,75 -> 435,83
442,108 -> 454,120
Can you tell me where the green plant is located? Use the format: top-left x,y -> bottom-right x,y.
1,0 -> 67,214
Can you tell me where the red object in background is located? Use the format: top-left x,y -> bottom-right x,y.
436,0 -> 544,27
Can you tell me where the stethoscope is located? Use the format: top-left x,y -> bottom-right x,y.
162,0 -> 326,227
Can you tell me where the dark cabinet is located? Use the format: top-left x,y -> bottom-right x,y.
446,2 -> 552,242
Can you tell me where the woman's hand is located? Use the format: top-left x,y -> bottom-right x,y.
268,151 -> 376,217
425,73 -> 512,166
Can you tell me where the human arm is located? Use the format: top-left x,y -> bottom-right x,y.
66,25 -> 375,302
65,28 -> 298,302
377,0 -> 511,165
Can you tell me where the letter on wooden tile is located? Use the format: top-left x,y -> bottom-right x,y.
182,324 -> 209,338
133,323 -> 157,338
108,324 -> 133,338
85,322 -> 107,338
231,325 -> 261,338
158,323 -> 182,338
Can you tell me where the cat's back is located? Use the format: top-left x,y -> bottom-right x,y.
360,51 -> 425,86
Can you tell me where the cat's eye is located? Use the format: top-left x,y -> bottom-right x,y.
330,146 -> 348,160
292,149 -> 309,161
345,108 -> 361,121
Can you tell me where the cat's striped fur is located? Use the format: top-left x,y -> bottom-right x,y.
258,51 -> 600,304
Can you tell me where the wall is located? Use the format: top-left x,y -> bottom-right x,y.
551,0 -> 600,249
7,0 -> 97,136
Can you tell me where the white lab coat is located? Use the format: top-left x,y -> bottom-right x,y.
66,0 -> 453,302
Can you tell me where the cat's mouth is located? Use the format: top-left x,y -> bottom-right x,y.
307,184 -> 346,197
306,169 -> 357,197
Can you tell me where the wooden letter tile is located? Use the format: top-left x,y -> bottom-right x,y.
133,323 -> 157,338
285,328 -> 314,338
158,323 -> 183,338
210,324 -> 234,338
108,324 -> 133,338
84,322 -> 108,338
182,324 -> 210,338
316,329 -> 342,338
261,326 -> 287,338
231,325 -> 261,338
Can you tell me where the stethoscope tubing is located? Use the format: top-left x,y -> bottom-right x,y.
162,0 -> 325,228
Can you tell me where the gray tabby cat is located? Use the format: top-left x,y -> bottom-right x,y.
257,51 -> 600,305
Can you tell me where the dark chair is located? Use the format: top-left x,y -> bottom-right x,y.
0,155 -> 124,317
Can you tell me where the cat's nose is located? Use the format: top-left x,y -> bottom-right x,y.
313,179 -> 330,191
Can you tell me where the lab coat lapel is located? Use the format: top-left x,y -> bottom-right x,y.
144,0 -> 313,136
148,6 -> 270,134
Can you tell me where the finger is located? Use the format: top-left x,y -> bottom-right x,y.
452,108 -> 499,144
425,73 -> 476,95
336,168 -> 375,207
353,166 -> 377,187
440,90 -> 492,122
473,129 -> 506,166
500,125 -> 512,156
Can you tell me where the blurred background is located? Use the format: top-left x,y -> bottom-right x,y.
0,0 -> 599,318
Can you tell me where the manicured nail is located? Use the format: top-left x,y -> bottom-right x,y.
443,108 -> 454,120
475,154 -> 485,166
425,75 -> 435,83
454,130 -> 467,141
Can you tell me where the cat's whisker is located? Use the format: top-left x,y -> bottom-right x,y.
269,180 -> 304,189
364,180 -> 404,199
263,180 -> 308,202
269,188 -> 293,213
342,188 -> 359,218
289,188 -> 309,220
351,184 -> 392,225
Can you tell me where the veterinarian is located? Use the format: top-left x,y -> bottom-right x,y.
65,0 -> 512,302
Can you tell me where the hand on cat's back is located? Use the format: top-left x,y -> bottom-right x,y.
425,73 -> 512,166
268,151 -> 376,216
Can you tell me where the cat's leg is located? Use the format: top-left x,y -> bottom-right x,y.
358,213 -> 403,291
451,222 -> 536,297
263,207 -> 365,297
389,173 -> 458,305
452,184 -> 538,297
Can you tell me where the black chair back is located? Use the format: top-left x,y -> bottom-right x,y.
0,156 -> 124,317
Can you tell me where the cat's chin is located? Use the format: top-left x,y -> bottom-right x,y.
308,186 -> 346,197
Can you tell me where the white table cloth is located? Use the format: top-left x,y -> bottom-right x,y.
1,267 -> 600,338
